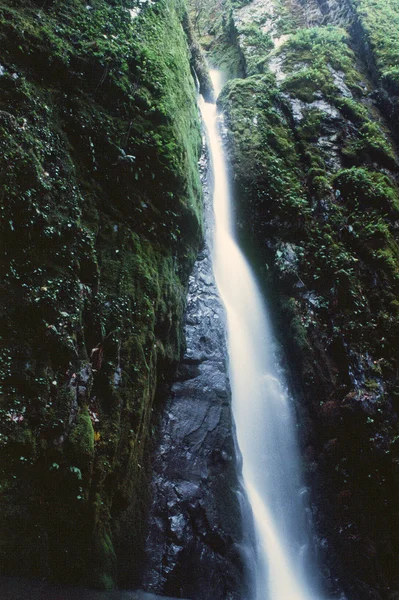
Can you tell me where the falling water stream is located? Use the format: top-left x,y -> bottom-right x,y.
199,71 -> 325,600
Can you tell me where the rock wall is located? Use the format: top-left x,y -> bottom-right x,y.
2,0 -> 399,596
195,0 -> 399,597
141,148 -> 247,600
299,0 -> 354,27
0,0 -> 202,589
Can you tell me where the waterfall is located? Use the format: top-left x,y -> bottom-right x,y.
199,71 -> 325,600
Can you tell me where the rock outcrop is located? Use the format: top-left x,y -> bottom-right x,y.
0,0 -> 203,589
195,0 -> 399,597
142,147 -> 247,600
2,0 -> 399,596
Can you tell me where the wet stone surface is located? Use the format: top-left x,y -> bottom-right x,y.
141,148 -> 246,600
0,576 -> 187,600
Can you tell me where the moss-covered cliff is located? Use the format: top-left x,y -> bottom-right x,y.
194,0 -> 399,598
2,0 -> 399,595
0,0 -> 202,589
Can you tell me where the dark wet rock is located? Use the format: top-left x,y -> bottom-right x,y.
142,147 -> 246,600
0,575 -> 188,600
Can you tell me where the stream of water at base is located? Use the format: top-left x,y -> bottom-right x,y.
199,70 -> 327,600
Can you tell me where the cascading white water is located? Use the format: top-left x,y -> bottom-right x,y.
199,71 -> 325,600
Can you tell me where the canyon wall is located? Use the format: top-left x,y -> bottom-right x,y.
1,0 -> 399,597
0,0 -> 202,588
199,0 -> 399,597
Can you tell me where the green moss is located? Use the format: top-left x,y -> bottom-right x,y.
0,0 -> 202,588
333,168 -> 399,214
219,73 -> 309,223
355,0 -> 399,91
272,23 -> 399,205
91,528 -> 117,590
279,27 -> 364,97
236,23 -> 273,75
68,408 -> 95,465
219,30 -> 399,364
335,96 -> 369,124
282,66 -> 333,102
342,121 -> 397,168
297,109 -> 324,139
272,0 -> 300,36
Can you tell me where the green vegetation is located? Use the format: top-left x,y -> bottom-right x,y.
0,0 -> 202,588
279,27 -> 364,99
67,408 -> 95,475
188,0 -> 244,79
2,0 -> 399,592
355,0 -> 399,90
276,25 -> 397,194
236,23 -> 273,75
219,74 -> 308,222
220,29 -> 399,370
217,2 -> 399,590
272,0 -> 300,36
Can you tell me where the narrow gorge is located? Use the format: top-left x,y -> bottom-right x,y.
0,0 -> 398,600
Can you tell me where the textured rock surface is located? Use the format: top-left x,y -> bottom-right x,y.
0,575 -> 188,600
193,0 -> 399,597
0,0 -> 202,589
299,0 -> 354,27
2,0 -> 399,595
141,147 -> 247,600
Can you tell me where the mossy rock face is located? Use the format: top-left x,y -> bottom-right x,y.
352,0 -> 399,92
0,0 -> 202,588
214,0 -> 399,596
66,407 -> 95,477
